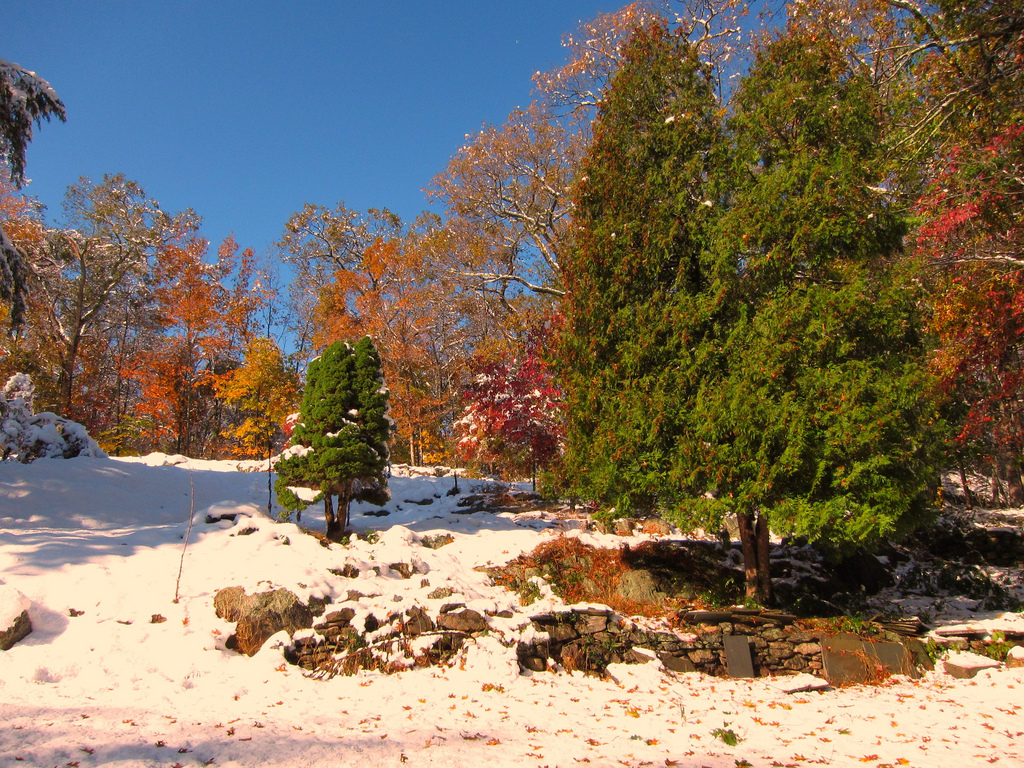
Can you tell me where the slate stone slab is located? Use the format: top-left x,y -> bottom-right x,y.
821,633 -> 919,685
944,651 -> 1001,679
659,652 -> 697,673
724,634 -> 756,678
868,640 -> 919,679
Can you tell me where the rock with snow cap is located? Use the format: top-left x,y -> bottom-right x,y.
943,650 -> 1001,678
0,585 -> 31,650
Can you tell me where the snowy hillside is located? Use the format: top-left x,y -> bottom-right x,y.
1,455 -> 1022,767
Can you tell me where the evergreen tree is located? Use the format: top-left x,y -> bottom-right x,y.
560,20 -> 724,515
0,59 -> 65,328
561,23 -> 944,606
676,32 -> 944,603
274,337 -> 390,540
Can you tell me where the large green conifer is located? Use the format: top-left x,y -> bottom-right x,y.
561,23 -> 943,606
560,20 -> 724,515
275,336 -> 391,540
676,33 -> 943,603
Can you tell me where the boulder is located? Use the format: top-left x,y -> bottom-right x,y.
214,586 -> 315,656
437,608 -> 488,633
615,569 -> 666,604
0,586 -> 32,651
1006,645 -> 1024,669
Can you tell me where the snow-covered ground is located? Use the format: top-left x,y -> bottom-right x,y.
1,455 -> 1022,767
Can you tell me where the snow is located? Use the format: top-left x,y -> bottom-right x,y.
0,456 -> 1022,767
0,584 -> 29,628
765,672 -> 830,694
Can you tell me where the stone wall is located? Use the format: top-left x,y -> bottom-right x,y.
517,608 -> 832,676
276,601 -> 1019,681
516,608 -> 943,680
286,603 -> 507,678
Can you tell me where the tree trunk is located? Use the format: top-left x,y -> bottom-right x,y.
338,482 -> 352,538
737,510 -> 773,606
737,512 -> 758,601
755,514 -> 772,605
266,427 -> 273,518
324,494 -> 341,541
958,461 -> 974,509
1005,459 -> 1024,507
992,457 -> 1006,507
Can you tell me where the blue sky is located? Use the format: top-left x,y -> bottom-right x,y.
6,2 -> 620,256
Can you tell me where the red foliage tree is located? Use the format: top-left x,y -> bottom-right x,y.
456,326 -> 564,484
917,125 -> 1024,502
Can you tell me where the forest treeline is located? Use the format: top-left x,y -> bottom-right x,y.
2,0 -> 1022,529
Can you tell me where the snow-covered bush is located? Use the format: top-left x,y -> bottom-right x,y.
0,373 -> 106,462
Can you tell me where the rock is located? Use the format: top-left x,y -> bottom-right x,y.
0,608 -> 31,651
421,533 -> 455,549
1007,646 -> 1024,668
214,587 -> 315,656
660,653 -> 697,673
389,562 -> 415,579
688,649 -> 717,665
402,606 -> 435,636
427,587 -> 455,600
546,622 -> 579,643
575,611 -> 610,634
329,563 -> 361,579
521,655 -> 547,672
768,641 -> 796,659
318,608 -> 356,628
615,570 -> 665,604
640,517 -> 673,535
437,608 -> 488,633
150,614 -> 167,624
404,498 -> 434,506
944,651 -> 1001,679
793,642 -> 821,655
205,511 -> 239,524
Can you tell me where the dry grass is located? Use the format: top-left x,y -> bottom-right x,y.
492,535 -> 741,618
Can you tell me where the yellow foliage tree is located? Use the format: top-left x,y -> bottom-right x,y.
218,337 -> 299,461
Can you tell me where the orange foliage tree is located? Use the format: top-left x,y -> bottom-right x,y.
134,236 -> 267,456
311,220 -> 473,465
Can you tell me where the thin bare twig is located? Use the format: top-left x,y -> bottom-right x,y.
173,466 -> 196,603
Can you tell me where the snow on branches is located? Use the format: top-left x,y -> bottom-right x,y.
0,373 -> 106,463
